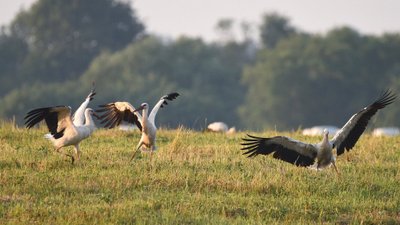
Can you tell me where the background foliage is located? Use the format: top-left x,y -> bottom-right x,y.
0,0 -> 399,130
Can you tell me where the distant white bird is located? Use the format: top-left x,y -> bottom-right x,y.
241,90 -> 396,173
118,121 -> 138,131
96,92 -> 180,160
25,106 -> 98,164
207,122 -> 236,134
372,127 -> 400,137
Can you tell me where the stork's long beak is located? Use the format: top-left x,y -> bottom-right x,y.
92,112 -> 101,119
133,105 -> 145,112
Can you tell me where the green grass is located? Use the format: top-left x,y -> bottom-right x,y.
1,121 -> 399,224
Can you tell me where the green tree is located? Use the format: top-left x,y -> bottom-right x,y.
9,0 -> 144,82
240,27 -> 399,130
0,80 -> 96,124
215,18 -> 235,42
259,12 -> 296,49
79,36 -> 248,129
0,30 -> 28,96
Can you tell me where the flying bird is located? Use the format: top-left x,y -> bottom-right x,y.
96,92 -> 180,160
25,106 -> 98,164
241,90 -> 396,173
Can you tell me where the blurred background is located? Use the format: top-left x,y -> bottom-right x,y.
0,0 -> 399,131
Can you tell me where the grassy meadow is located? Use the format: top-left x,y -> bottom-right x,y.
0,121 -> 399,224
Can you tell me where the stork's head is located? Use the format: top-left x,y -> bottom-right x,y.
85,108 -> 93,114
323,129 -> 329,138
133,103 -> 149,112
86,108 -> 100,119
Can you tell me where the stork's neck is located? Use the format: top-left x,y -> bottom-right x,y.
142,107 -> 148,127
84,111 -> 95,127
321,132 -> 330,147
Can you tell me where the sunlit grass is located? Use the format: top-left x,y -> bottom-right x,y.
1,121 -> 399,224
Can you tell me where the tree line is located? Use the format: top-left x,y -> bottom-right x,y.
0,0 -> 399,130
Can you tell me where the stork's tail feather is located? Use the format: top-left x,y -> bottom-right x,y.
44,133 -> 56,144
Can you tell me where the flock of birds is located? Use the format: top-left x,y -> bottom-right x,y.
25,85 -> 180,164
24,86 -> 396,174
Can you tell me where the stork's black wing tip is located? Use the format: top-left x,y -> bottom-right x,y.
375,89 -> 397,107
164,92 -> 180,100
96,104 -> 113,112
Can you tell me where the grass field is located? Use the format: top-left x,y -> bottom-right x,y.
1,121 -> 399,224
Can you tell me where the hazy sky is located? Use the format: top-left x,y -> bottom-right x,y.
1,0 -> 399,41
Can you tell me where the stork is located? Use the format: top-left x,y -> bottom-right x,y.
41,86 -> 96,140
241,90 -> 396,173
25,106 -> 98,164
96,92 -> 179,160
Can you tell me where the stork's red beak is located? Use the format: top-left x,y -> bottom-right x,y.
133,105 -> 145,112
92,112 -> 100,119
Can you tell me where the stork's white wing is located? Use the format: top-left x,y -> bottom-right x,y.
148,92 -> 179,125
73,88 -> 96,126
241,134 -> 318,167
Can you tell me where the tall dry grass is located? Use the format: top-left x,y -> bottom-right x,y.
1,122 -> 399,224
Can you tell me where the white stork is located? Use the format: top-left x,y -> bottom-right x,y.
40,87 -> 96,140
241,90 -> 396,173
96,92 -> 180,160
25,106 -> 98,164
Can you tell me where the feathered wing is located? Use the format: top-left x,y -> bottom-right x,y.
96,102 -> 142,130
331,90 -> 396,156
148,92 -> 180,125
72,87 -> 96,126
241,134 -> 318,167
25,106 -> 74,139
